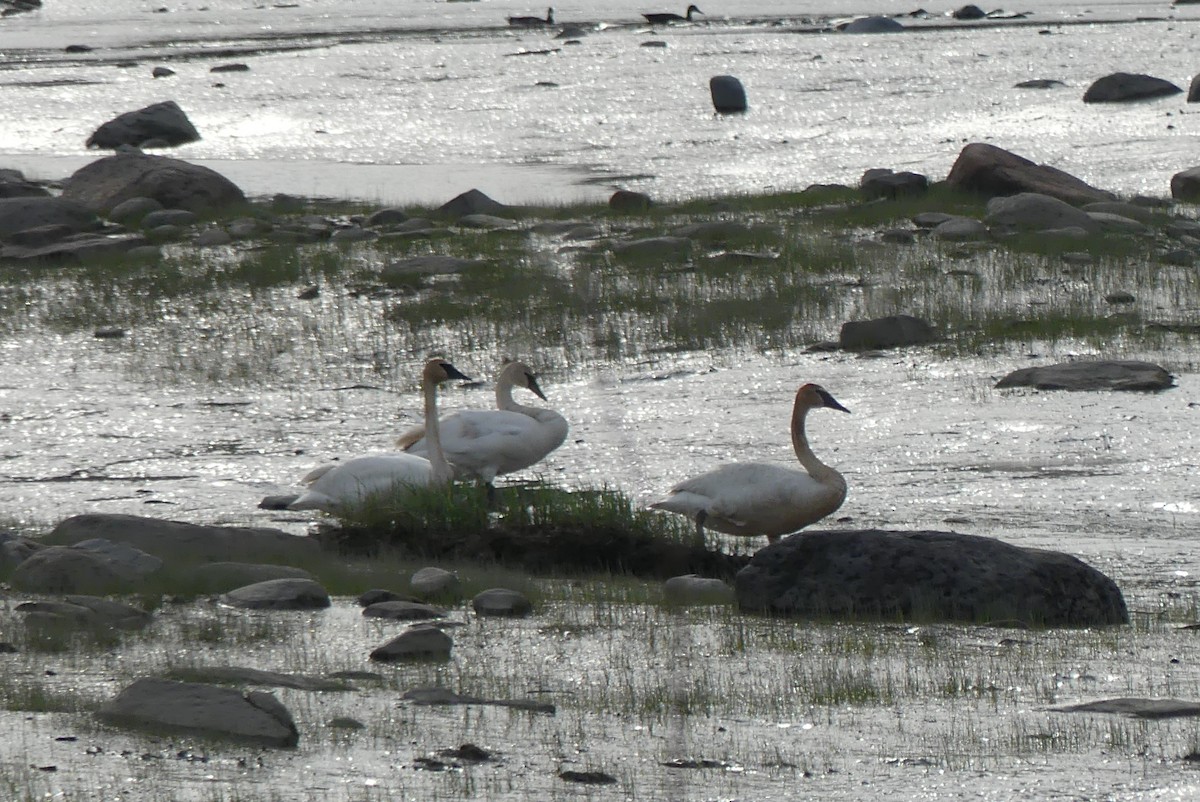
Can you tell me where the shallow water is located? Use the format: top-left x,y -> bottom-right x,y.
1,1 -> 1200,798
1,0 -> 1199,203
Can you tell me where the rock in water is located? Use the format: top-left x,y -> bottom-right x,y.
709,75 -> 747,113
735,529 -> 1129,626
1082,72 -> 1182,103
86,100 -> 201,149
995,360 -> 1175,391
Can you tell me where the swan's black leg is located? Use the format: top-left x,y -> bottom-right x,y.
693,510 -> 708,548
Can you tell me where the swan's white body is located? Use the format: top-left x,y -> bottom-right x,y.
397,360 -> 569,485
650,382 -> 849,543
288,359 -> 467,513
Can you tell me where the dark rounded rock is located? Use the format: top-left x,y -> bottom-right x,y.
839,314 -> 935,350
1083,72 -> 1183,103
735,529 -> 1129,626
709,75 -> 747,113
609,189 -> 652,212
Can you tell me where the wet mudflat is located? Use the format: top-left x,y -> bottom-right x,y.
0,189 -> 1198,799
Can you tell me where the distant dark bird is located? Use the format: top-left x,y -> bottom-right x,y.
508,7 -> 554,26
642,4 -> 702,23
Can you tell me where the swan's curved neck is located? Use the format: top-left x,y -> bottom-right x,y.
423,379 -> 453,485
495,375 -> 540,417
791,400 -> 840,483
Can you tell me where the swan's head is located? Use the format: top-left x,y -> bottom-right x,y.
500,359 -> 549,401
688,4 -> 703,13
424,358 -> 471,385
798,382 -> 850,413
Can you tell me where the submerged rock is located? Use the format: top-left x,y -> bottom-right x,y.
410,567 -> 462,601
99,677 -> 299,747
402,686 -> 555,714
995,360 -> 1175,391
735,529 -> 1129,626
1054,698 -> 1200,719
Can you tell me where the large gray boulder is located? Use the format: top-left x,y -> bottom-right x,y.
99,678 -> 299,747
61,152 -> 245,214
735,529 -> 1128,626
985,192 -> 1101,234
945,143 -> 1115,205
86,101 -> 201,149
995,360 -> 1175,391
0,197 -> 101,241
44,513 -> 321,565
1083,72 -> 1182,103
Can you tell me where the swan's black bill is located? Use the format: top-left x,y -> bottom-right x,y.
440,361 -> 472,382
817,388 -> 850,413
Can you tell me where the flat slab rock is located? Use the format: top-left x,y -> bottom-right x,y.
995,360 -> 1175,391
1054,698 -> 1200,719
45,513 -> 321,565
735,529 -> 1128,626
99,677 -> 299,747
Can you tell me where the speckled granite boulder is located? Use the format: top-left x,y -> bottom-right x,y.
735,529 -> 1128,626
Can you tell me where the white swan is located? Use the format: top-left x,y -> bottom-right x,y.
288,358 -> 470,513
395,360 -> 569,500
650,382 -> 850,544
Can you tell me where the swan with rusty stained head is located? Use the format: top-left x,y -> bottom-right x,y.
288,358 -> 470,513
650,382 -> 849,543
